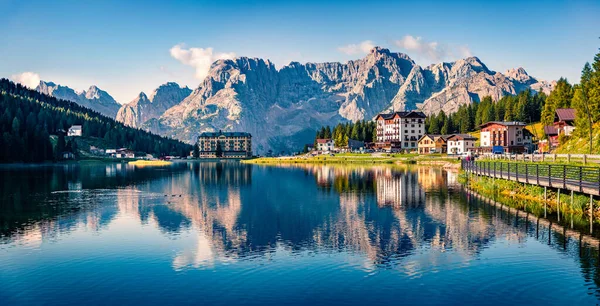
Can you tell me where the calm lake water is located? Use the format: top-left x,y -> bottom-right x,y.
1,161 -> 599,305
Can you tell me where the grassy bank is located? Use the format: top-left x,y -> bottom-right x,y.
462,172 -> 599,226
556,123 -> 600,154
242,153 -> 460,166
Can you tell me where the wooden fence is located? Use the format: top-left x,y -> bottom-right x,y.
462,160 -> 600,196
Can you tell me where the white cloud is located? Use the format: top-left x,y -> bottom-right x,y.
338,40 -> 376,55
169,44 -> 236,80
11,72 -> 41,89
394,35 -> 471,62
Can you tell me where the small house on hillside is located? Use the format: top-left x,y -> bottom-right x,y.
68,125 -> 82,137
554,108 -> 576,136
418,135 -> 450,154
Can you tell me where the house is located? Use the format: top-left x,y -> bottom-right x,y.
374,111 -> 426,151
347,139 -> 365,152
543,125 -> 559,150
541,108 -> 576,151
417,134 -> 449,154
105,149 -> 116,155
316,139 -> 334,152
554,108 -> 576,136
447,134 -> 477,155
115,148 -> 135,159
197,131 -> 252,158
479,121 -> 532,153
67,125 -> 82,137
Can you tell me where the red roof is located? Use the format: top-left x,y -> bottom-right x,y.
544,125 -> 558,136
555,108 -> 576,122
316,139 -> 332,144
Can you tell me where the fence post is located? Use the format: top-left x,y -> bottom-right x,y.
584,154 -> 587,165
526,163 -> 529,184
558,189 -> 561,222
536,163 -> 539,185
590,195 -> 594,234
567,154 -> 571,163
548,164 -> 552,187
571,190 -> 574,229
563,165 -> 566,189
579,167 -> 583,193
544,186 -> 547,218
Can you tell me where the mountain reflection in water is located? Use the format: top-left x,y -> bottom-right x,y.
0,162 -> 599,304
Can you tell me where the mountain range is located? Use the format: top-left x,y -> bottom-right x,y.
34,47 -> 554,153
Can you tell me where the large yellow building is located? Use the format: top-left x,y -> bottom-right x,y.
197,131 -> 252,158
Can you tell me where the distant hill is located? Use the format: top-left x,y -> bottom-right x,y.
0,79 -> 192,163
36,81 -> 121,118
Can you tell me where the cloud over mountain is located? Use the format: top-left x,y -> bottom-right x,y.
11,72 -> 41,89
338,40 -> 376,55
170,44 -> 236,80
394,35 -> 471,62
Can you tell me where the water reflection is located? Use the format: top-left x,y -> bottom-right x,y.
1,162 -> 599,303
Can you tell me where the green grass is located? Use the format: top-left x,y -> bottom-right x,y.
462,172 -> 599,225
242,153 -> 456,165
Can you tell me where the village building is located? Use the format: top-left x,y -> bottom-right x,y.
417,134 -> 449,154
67,125 -> 82,137
374,111 -> 426,151
542,108 -> 576,151
316,139 -> 334,152
115,148 -> 135,159
479,121 -> 533,153
447,134 -> 477,155
553,108 -> 576,136
347,139 -> 365,152
197,131 -> 252,158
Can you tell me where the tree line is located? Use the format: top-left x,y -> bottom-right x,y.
425,90 -> 547,135
313,120 -> 377,148
0,79 -> 192,163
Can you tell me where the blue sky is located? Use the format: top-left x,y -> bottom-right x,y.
1,0 -> 599,103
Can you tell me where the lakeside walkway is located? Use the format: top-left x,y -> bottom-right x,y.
462,160 -> 600,196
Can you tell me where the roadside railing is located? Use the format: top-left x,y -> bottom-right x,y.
462,160 -> 600,196
480,153 -> 600,164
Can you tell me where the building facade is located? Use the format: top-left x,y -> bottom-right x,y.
68,125 -> 82,137
198,131 -> 252,158
316,139 -> 334,152
447,134 -> 477,155
417,134 -> 449,154
479,121 -> 532,153
374,111 -> 426,151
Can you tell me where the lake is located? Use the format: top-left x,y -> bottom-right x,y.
1,161 -> 599,305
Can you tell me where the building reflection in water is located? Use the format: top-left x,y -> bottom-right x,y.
1,162 -> 599,291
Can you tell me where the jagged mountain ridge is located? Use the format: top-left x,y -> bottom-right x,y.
116,82 -> 191,128
146,47 -> 552,153
36,81 -> 121,118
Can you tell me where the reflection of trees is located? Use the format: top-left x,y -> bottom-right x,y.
0,163 -> 190,242
3,162 -> 600,295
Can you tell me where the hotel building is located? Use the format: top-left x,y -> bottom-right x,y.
197,131 -> 252,158
374,111 -> 426,151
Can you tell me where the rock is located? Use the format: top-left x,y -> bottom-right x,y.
116,83 -> 191,128
36,81 -> 121,118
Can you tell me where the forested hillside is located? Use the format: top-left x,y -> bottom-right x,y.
425,90 -> 547,136
0,79 -> 192,163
